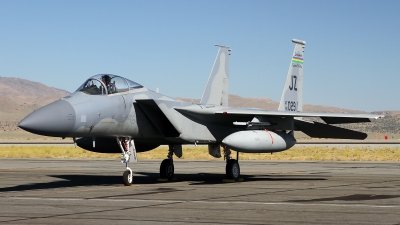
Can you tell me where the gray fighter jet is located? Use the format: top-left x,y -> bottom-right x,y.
19,39 -> 383,185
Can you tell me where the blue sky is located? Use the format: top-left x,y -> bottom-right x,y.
1,0 -> 399,112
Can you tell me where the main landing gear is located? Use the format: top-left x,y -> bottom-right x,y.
223,146 -> 240,180
160,158 -> 174,179
159,145 -> 176,180
117,137 -> 137,186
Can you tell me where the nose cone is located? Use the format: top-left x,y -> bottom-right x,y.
19,100 -> 76,137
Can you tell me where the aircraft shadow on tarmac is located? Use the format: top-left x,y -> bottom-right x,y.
0,172 -> 327,193
288,194 -> 400,202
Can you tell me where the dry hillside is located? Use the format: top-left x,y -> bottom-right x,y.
0,77 -> 69,139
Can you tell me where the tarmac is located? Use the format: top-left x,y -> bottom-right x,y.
0,159 -> 399,224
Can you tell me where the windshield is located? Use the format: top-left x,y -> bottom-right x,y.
76,74 -> 143,95
77,78 -> 106,95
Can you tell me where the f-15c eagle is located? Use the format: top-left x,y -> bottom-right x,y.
19,39 -> 383,185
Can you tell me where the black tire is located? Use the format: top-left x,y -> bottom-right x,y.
123,170 -> 132,186
225,159 -> 232,179
160,159 -> 174,179
226,159 -> 240,180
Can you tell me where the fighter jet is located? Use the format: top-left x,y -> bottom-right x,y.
19,39 -> 383,185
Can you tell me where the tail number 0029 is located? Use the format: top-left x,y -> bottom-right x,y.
285,101 -> 298,111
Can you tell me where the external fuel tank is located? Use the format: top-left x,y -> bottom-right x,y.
222,130 -> 296,153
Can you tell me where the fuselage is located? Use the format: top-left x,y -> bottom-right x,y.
18,75 -> 238,145
19,74 -> 296,153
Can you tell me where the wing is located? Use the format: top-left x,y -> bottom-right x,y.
214,108 -> 383,124
176,106 -> 383,124
175,105 -> 384,140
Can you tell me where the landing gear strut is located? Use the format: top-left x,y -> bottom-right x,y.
224,146 -> 240,180
117,137 -> 137,186
159,145 -> 175,180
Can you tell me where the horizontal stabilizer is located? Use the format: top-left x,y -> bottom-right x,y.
320,117 -> 371,124
294,120 -> 367,140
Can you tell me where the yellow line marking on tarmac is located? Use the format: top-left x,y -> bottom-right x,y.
207,170 -> 304,174
157,178 -> 178,182
1,168 -> 82,171
222,178 -> 244,183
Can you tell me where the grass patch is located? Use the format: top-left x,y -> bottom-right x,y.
0,145 -> 399,161
0,145 -> 119,159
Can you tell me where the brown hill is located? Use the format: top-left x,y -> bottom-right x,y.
0,77 -> 70,139
178,95 -> 367,113
178,94 -> 279,109
178,95 -> 368,112
0,77 -> 69,107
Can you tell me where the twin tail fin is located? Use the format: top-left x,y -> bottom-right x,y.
200,45 -> 231,106
278,39 -> 306,112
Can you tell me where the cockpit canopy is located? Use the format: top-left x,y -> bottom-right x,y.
76,74 -> 143,95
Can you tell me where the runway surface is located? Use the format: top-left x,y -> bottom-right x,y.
0,159 -> 399,224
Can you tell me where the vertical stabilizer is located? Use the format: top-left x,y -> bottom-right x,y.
200,45 -> 231,106
278,39 -> 306,112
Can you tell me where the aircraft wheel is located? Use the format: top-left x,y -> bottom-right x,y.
123,170 -> 132,186
160,159 -> 174,179
226,159 -> 240,180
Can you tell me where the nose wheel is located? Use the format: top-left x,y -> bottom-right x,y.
123,169 -> 133,186
117,137 -> 137,186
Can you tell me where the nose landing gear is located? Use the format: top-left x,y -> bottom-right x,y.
117,137 -> 137,186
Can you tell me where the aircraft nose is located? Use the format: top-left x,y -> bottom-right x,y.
18,100 -> 76,137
